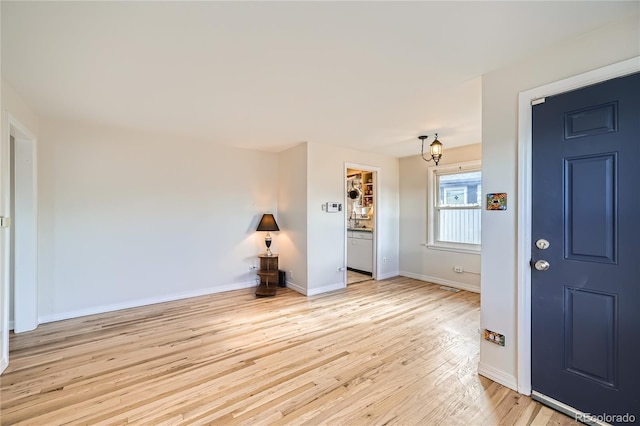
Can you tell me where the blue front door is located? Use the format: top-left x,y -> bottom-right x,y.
531,72 -> 640,421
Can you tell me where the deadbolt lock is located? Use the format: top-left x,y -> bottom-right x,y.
535,239 -> 550,250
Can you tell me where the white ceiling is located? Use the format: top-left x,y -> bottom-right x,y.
2,1 -> 637,157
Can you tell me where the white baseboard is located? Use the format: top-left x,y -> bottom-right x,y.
9,320 -> 14,331
38,280 -> 257,324
400,271 -> 480,293
307,281 -> 345,296
376,270 -> 399,280
286,280 -> 347,297
0,357 -> 7,375
286,281 -> 306,296
478,362 -> 518,391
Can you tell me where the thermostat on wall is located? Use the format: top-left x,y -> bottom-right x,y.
324,202 -> 342,212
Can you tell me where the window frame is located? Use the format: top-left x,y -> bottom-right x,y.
427,160 -> 482,254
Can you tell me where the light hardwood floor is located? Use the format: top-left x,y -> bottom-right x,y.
1,277 -> 577,425
346,270 -> 371,285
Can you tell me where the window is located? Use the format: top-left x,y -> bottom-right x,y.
443,186 -> 467,205
428,161 -> 481,252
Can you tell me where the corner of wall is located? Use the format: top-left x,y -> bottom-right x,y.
277,143 -> 309,294
478,361 -> 518,392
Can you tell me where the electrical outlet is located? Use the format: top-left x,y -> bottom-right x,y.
383,257 -> 387,264
483,329 -> 505,346
289,270 -> 293,279
454,266 -> 464,273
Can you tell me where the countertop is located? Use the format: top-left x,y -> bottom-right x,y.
347,227 -> 373,232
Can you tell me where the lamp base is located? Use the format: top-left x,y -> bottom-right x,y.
265,233 -> 273,256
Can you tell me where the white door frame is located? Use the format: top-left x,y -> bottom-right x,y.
7,115 -> 38,334
516,56 -> 640,395
344,163 -> 380,285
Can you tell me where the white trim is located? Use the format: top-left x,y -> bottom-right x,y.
287,280 -> 358,297
0,114 -> 7,374
286,280 -> 351,296
517,56 -> 640,396
478,362 -> 518,392
9,114 -> 38,333
38,281 -> 257,324
400,271 -> 480,294
286,281 -> 307,296
376,270 -> 399,281
0,157 -> 6,372
424,243 -> 481,255
306,281 -> 345,297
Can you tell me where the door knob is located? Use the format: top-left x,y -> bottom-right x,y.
534,260 -> 550,271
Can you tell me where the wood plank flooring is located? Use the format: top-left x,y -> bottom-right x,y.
1,277 -> 577,425
346,270 -> 371,285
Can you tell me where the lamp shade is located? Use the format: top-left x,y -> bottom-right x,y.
430,138 -> 443,157
256,214 -> 280,232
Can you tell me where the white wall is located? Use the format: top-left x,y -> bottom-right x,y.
399,144 -> 482,293
277,143 -> 308,293
0,82 -> 399,325
306,142 -> 399,295
1,81 -> 40,136
37,118 -> 278,322
480,16 -> 640,390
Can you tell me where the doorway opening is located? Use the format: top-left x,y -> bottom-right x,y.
7,116 -> 38,334
344,164 -> 378,285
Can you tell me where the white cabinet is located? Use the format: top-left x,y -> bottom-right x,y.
347,231 -> 373,273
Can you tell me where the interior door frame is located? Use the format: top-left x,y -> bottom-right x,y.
516,56 -> 640,395
343,162 -> 380,284
8,115 -> 39,334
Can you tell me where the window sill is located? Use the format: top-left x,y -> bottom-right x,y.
424,243 -> 481,255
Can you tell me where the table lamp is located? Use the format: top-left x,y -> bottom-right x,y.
256,213 -> 279,256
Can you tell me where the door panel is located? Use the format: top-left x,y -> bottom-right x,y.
532,72 -> 639,420
564,153 -> 616,263
563,287 -> 617,387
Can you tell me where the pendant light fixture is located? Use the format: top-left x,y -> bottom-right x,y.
419,133 -> 443,166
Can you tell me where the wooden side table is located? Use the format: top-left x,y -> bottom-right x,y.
255,255 -> 278,297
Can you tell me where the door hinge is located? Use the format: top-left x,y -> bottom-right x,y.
532,97 -> 546,106
0,217 -> 11,228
